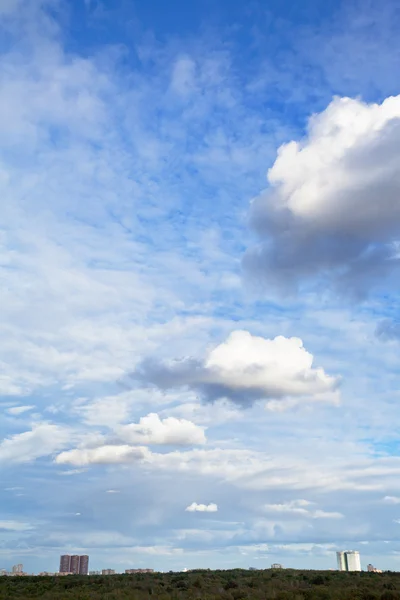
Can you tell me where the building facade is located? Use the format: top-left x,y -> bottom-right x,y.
336,552 -> 347,571
346,551 -> 361,572
125,569 -> 154,574
336,551 -> 361,572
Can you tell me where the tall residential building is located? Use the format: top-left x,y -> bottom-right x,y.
12,564 -> 23,574
346,551 -> 361,572
70,556 -> 80,574
79,555 -> 89,575
337,552 -> 347,571
59,555 -> 89,575
336,551 -> 361,572
59,555 -> 71,573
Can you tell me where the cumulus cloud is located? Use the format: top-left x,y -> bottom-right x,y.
244,95 -> 400,297
115,413 -> 206,446
55,445 -> 151,466
136,330 -> 339,407
185,502 -> 218,512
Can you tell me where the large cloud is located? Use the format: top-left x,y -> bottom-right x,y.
115,413 -> 206,446
244,95 -> 400,297
136,330 -> 339,406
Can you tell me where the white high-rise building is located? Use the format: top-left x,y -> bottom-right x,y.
336,551 -> 361,572
12,564 -> 23,574
346,551 -> 361,572
337,552 -> 347,571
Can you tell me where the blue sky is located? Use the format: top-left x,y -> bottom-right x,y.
2,0 -> 400,575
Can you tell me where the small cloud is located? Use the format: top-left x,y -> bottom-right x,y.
106,489 -> 120,494
115,413 -> 206,446
0,520 -> 34,531
58,468 -> 87,476
6,405 -> 35,416
55,445 -> 151,466
384,496 -> 400,504
185,502 -> 218,513
170,56 -> 196,96
75,512 -> 81,516
312,510 -> 343,519
376,320 -> 400,341
263,500 -> 343,519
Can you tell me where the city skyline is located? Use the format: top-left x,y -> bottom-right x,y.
2,549 -> 383,576
2,0 -> 400,575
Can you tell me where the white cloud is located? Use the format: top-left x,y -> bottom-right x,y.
0,423 -> 71,463
185,502 -> 218,513
245,95 -> 400,297
55,445 -> 151,466
170,56 -> 196,96
0,520 -> 34,531
383,495 -> 400,504
106,489 -> 120,494
262,500 -> 343,520
0,374 -> 26,396
76,393 -> 136,427
6,405 -> 35,415
138,330 -> 339,406
263,499 -> 313,515
161,400 -> 241,426
312,510 -> 344,519
115,413 -> 206,446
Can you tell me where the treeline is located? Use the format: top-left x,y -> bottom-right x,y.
1,568 -> 400,600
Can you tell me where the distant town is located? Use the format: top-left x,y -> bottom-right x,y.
0,550 -> 384,577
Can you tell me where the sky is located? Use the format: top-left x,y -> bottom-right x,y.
2,0 -> 400,575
